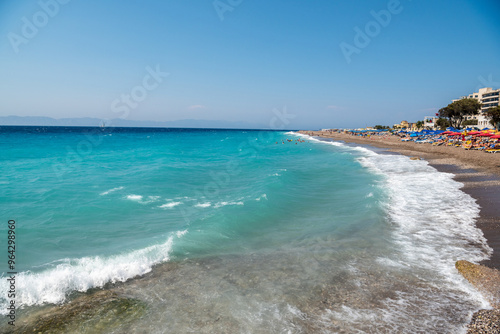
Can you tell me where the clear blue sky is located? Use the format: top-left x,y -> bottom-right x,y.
0,0 -> 499,129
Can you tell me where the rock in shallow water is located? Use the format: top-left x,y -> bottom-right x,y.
9,290 -> 146,334
456,260 -> 500,308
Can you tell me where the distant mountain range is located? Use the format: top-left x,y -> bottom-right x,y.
0,116 -> 269,129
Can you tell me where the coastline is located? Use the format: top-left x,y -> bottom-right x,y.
298,131 -> 500,332
299,131 -> 500,269
299,131 -> 500,334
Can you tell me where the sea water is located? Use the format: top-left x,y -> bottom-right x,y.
0,127 -> 492,333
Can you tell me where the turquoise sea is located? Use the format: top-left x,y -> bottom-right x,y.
0,127 -> 493,333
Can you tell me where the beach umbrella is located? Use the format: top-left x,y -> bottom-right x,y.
491,135 -> 500,139
477,133 -> 493,137
468,131 -> 480,135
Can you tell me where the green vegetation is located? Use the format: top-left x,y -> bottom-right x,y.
485,106 -> 500,130
435,118 -> 450,130
374,125 -> 391,130
462,119 -> 478,126
415,120 -> 424,129
438,98 -> 481,128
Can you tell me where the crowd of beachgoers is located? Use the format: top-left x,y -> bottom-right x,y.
319,128 -> 500,153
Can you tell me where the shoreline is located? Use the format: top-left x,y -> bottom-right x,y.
299,131 -> 500,270
298,130 -> 500,332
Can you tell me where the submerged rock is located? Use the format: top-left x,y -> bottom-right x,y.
10,290 -> 146,334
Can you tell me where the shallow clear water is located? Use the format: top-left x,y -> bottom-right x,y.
0,127 -> 492,333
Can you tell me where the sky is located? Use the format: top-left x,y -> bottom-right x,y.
0,0 -> 499,129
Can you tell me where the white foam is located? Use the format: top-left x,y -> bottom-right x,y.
288,131 -> 360,149
320,286 -> 488,333
356,151 -> 492,313
214,201 -> 244,208
299,132 -> 493,319
359,154 -> 491,257
295,131 -> 492,265
256,194 -> 268,201
126,194 -> 143,201
100,186 -> 124,196
195,202 -> 211,208
123,194 -> 161,205
0,236 -> 175,313
230,299 -> 306,333
375,256 -> 408,268
159,201 -> 182,209
323,305 -> 378,323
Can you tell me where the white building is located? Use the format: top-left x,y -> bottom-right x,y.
423,116 -> 438,129
456,87 -> 500,129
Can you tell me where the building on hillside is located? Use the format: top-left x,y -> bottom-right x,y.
455,87 -> 500,129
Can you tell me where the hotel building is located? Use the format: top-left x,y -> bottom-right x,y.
458,87 -> 500,129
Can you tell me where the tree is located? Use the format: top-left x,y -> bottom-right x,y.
374,125 -> 390,130
462,119 -> 478,126
435,118 -> 450,130
415,121 -> 424,129
438,98 -> 481,128
484,106 -> 500,130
